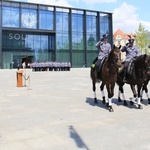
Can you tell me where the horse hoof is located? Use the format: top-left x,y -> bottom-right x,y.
130,101 -> 134,106
138,105 -> 143,109
102,97 -> 105,104
118,97 -> 122,102
109,106 -> 114,112
102,100 -> 106,104
94,98 -> 98,103
123,100 -> 128,106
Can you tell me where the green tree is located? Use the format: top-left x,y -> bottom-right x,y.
135,23 -> 150,54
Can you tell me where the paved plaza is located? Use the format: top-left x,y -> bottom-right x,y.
0,68 -> 150,150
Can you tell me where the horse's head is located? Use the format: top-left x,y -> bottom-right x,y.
111,45 -> 122,68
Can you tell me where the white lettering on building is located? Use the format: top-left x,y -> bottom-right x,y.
9,33 -> 25,45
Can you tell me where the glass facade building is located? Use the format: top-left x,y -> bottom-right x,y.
0,0 -> 113,69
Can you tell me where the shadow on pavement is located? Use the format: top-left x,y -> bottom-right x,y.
69,125 -> 90,150
86,97 -> 108,111
113,98 -> 147,109
86,97 -> 147,110
140,99 -> 149,106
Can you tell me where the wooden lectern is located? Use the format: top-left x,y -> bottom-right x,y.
16,70 -> 24,87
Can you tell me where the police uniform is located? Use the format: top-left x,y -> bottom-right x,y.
121,42 -> 140,62
96,40 -> 111,60
121,39 -> 140,81
94,34 -> 111,79
91,34 -> 111,66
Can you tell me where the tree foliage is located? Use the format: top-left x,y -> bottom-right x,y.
134,23 -> 150,54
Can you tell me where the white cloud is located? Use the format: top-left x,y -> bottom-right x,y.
82,0 -> 117,4
113,2 -> 150,33
139,20 -> 150,32
27,0 -> 116,6
27,0 -> 150,33
27,0 -> 72,7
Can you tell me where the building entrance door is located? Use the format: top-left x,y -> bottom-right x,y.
22,56 -> 33,68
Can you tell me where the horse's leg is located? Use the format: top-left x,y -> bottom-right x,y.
118,85 -> 128,106
106,84 -> 114,112
130,85 -> 137,106
100,82 -> 106,104
145,87 -> 150,104
110,83 -> 115,98
118,90 -> 121,102
141,83 -> 150,104
140,87 -> 144,102
137,85 -> 143,109
92,80 -> 98,103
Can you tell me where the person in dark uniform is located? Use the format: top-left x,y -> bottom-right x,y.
91,34 -> 111,79
17,63 -> 20,70
121,39 -> 140,82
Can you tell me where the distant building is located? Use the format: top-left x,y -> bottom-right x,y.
113,29 -> 135,61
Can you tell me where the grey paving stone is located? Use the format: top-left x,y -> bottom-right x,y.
0,68 -> 149,150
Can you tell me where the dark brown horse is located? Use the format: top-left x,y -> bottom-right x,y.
141,56 -> 150,103
117,54 -> 150,108
90,45 -> 121,112
141,76 -> 150,103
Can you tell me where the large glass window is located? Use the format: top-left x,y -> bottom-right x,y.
2,31 -> 55,68
72,32 -> 84,50
100,13 -> 110,38
2,6 -> 19,27
72,11 -> 83,32
72,51 -> 84,68
56,8 -> 69,55
56,32 -> 69,50
86,51 -> 97,67
72,11 -> 84,50
86,12 -> 97,50
56,8 -> 69,32
21,8 -> 37,29
56,50 -> 70,62
87,33 -> 96,50
39,6 -> 54,30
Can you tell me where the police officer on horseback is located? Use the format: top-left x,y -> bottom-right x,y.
121,38 -> 140,82
91,34 -> 111,79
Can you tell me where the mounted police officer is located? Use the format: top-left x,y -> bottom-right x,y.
121,39 -> 140,82
91,34 -> 111,79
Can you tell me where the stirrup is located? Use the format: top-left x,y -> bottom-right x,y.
91,64 -> 95,68
118,67 -> 123,72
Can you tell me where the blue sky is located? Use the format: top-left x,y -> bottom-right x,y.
11,0 -> 150,33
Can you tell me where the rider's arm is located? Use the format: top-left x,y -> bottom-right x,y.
108,44 -> 112,53
95,41 -> 101,48
136,47 -> 140,57
120,45 -> 127,52
95,38 -> 104,48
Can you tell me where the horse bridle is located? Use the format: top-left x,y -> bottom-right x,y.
113,52 -> 121,68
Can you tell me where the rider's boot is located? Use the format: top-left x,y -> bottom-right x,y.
97,72 -> 101,82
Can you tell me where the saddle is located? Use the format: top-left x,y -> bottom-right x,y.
121,57 -> 137,77
127,58 -> 137,76
95,56 -> 107,78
